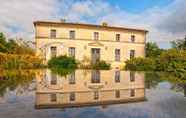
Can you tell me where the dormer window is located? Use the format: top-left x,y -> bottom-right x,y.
131,35 -> 135,42
94,32 -> 99,40
50,29 -> 56,38
116,34 -> 120,42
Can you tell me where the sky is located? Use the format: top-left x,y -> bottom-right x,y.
0,0 -> 186,48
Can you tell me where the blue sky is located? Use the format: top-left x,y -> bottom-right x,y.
0,0 -> 185,49
109,0 -> 173,13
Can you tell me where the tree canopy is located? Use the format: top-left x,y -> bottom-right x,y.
0,32 -> 34,55
171,35 -> 186,50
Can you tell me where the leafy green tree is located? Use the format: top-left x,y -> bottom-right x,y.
171,35 -> 186,50
0,33 -> 8,52
146,42 -> 162,58
0,32 -> 34,54
48,55 -> 78,69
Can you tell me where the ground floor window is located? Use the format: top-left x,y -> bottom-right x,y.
130,72 -> 135,82
50,46 -> 57,58
130,50 -> 135,59
115,71 -> 120,83
69,71 -> 75,84
69,47 -> 75,58
91,70 -> 100,83
115,49 -> 120,61
51,73 -> 57,85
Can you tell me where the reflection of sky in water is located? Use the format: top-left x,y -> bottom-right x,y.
55,90 -> 186,118
156,82 -> 172,90
0,70 -> 186,118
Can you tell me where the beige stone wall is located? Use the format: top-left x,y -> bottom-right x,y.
35,24 -> 147,68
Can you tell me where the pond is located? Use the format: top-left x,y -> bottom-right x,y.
0,69 -> 186,118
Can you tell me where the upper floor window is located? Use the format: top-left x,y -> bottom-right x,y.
130,89 -> 135,97
50,29 -> 56,38
115,49 -> 120,61
131,35 -> 135,42
130,50 -> 135,59
69,30 -> 75,39
50,94 -> 57,102
116,34 -> 120,42
69,47 -> 75,58
94,32 -> 99,40
94,91 -> 99,100
115,90 -> 120,98
70,92 -> 75,101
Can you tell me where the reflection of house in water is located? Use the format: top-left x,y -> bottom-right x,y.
35,70 -> 146,109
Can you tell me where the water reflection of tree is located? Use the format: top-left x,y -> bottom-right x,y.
145,71 -> 186,96
0,70 -> 35,96
160,72 -> 186,96
145,72 -> 162,89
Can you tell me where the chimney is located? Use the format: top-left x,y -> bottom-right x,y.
102,22 -> 108,26
60,19 -> 66,23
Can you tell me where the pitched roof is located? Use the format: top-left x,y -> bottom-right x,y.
34,21 -> 148,33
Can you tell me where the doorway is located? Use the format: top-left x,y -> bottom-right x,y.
91,48 -> 100,64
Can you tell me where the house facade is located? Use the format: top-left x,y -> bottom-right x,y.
35,69 -> 145,108
34,21 -> 148,68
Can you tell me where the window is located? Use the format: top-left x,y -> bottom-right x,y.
94,91 -> 99,100
115,71 -> 120,83
130,72 -> 135,82
70,92 -> 75,101
130,50 -> 135,59
115,49 -> 120,61
69,47 -> 75,58
94,32 -> 99,40
69,71 -> 75,84
131,35 -> 135,42
116,34 -> 120,41
50,47 -> 57,58
50,29 -> 56,38
50,94 -> 57,102
51,73 -> 57,85
91,70 -> 100,83
130,89 -> 135,97
69,30 -> 75,39
115,90 -> 120,98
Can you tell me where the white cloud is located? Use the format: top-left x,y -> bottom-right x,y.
0,0 -> 185,48
0,0 -> 58,40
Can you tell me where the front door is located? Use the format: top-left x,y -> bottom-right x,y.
91,48 -> 100,64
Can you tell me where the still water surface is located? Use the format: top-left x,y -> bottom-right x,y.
0,69 -> 186,118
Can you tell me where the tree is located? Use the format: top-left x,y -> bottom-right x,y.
0,32 -> 34,54
171,35 -> 186,50
0,32 -> 7,45
146,42 -> 162,58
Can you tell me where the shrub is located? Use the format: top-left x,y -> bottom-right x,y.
0,53 -> 44,69
125,49 -> 186,72
92,60 -> 111,70
48,55 -> 77,69
154,49 -> 186,72
125,57 -> 156,71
